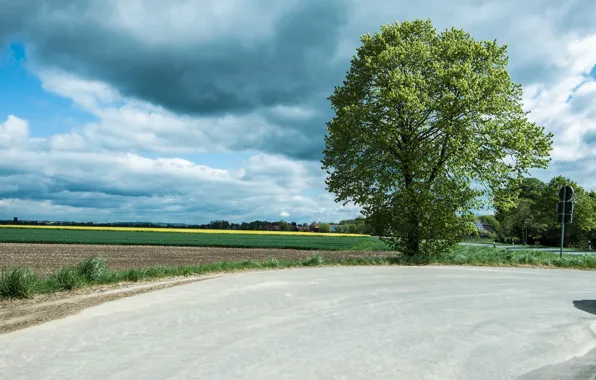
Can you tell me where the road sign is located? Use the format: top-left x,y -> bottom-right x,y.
558,185 -> 575,258
559,185 -> 574,201
557,201 -> 574,215
557,213 -> 573,224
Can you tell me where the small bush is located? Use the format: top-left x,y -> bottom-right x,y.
0,267 -> 39,299
263,258 -> 282,268
124,268 -> 147,282
302,254 -> 325,266
77,256 -> 108,282
50,267 -> 84,291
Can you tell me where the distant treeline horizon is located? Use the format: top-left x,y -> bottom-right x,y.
0,217 -> 371,234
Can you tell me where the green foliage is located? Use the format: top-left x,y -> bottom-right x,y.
278,220 -> 292,231
318,223 -> 331,233
301,254 -> 326,266
322,19 -> 553,256
496,176 -> 596,247
334,220 -> 370,235
77,256 -> 108,282
49,267 -> 84,291
0,267 -> 39,299
477,215 -> 502,235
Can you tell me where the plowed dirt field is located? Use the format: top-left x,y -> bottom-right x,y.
0,243 -> 390,275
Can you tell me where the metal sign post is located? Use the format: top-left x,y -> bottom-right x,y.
560,186 -> 566,258
557,185 -> 574,258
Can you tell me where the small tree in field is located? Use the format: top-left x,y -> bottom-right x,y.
318,223 -> 331,233
322,20 -> 553,256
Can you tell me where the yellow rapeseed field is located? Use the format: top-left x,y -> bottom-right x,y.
0,224 -> 367,237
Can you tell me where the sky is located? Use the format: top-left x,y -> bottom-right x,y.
0,0 -> 595,224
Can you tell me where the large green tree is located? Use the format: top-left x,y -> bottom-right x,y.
321,20 -> 553,256
495,177 -> 548,243
495,176 -> 596,247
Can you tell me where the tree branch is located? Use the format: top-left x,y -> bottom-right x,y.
427,134 -> 450,184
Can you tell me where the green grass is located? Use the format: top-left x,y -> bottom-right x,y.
48,267 -> 85,291
0,228 -> 391,251
2,246 -> 596,300
77,256 -> 108,282
427,246 -> 596,268
0,267 -> 39,299
0,254 -> 392,299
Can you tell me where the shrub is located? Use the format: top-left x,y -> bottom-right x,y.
50,267 -> 84,291
319,223 -> 331,233
0,267 -> 39,299
302,254 -> 325,266
263,258 -> 282,268
124,268 -> 147,282
77,256 -> 108,282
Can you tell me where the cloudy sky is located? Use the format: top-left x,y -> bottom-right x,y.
0,0 -> 595,224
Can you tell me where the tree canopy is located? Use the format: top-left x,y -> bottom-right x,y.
495,176 -> 596,247
322,20 -> 553,256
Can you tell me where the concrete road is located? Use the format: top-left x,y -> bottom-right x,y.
1,266 -> 596,380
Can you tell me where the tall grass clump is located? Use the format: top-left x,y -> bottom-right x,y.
77,256 -> 108,282
49,267 -> 85,291
0,267 -> 39,299
302,254 -> 326,266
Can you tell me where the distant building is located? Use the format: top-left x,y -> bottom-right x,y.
330,224 -> 339,233
475,220 -> 497,235
310,222 -> 319,233
13,217 -> 18,223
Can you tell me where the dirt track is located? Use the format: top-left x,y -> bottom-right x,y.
0,243 -> 388,275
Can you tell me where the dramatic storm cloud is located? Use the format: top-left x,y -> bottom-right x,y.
0,0 -> 595,222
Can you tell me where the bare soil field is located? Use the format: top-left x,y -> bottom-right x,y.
0,243 -> 389,275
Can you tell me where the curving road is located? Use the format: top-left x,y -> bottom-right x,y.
1,266 -> 596,379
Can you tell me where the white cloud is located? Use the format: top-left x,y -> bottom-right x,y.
0,116 -> 359,223
520,33 -> 596,165
280,211 -> 290,218
0,115 -> 29,147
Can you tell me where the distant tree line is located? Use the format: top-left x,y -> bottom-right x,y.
473,176 -> 596,248
0,217 -> 373,235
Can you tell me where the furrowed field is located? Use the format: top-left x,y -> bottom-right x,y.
0,225 -> 389,251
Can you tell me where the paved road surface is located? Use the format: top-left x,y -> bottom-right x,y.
1,266 -> 596,379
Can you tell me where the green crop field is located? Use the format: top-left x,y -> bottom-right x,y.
0,227 -> 391,251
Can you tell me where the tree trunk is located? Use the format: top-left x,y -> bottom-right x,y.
404,211 -> 421,256
402,170 -> 421,256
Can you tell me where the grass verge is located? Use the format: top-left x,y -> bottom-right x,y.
2,246 -> 596,300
